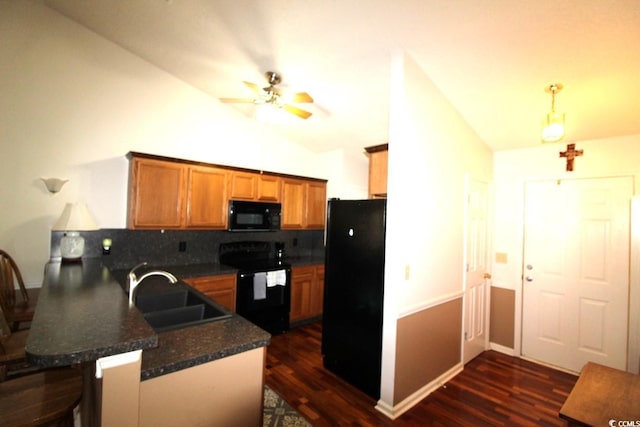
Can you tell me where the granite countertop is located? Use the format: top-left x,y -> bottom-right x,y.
140,315 -> 269,380
26,260 -> 158,367
26,260 -> 270,380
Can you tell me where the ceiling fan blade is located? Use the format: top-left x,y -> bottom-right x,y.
290,92 -> 314,103
283,104 -> 312,119
243,81 -> 262,94
219,97 -> 256,103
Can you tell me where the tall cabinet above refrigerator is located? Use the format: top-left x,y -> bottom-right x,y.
322,198 -> 386,399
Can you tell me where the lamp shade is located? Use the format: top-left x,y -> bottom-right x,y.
53,202 -> 99,231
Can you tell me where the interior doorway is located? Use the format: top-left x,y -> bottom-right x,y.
463,178 -> 490,364
521,176 -> 632,372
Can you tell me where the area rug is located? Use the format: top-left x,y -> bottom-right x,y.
264,385 -> 312,427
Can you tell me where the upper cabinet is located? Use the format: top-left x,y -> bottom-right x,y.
365,143 -> 388,198
281,178 -> 327,230
228,171 -> 282,202
256,174 -> 282,202
128,156 -> 228,229
228,171 -> 257,201
186,166 -> 228,228
128,157 -> 186,228
127,152 -> 326,230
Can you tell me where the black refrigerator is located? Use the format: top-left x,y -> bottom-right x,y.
322,198 -> 386,399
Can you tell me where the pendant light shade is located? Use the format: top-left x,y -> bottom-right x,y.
541,83 -> 565,143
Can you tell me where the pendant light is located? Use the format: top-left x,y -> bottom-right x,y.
541,83 -> 565,143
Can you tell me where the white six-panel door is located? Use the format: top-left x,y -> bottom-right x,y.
522,177 -> 632,372
463,179 -> 490,364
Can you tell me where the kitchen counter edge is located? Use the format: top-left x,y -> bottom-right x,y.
25,260 -> 271,381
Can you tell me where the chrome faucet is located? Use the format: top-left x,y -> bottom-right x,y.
127,262 -> 178,307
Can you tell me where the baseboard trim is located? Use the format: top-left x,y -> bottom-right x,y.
375,362 -> 463,420
489,342 -> 515,356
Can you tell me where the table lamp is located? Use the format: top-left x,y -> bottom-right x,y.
52,202 -> 99,262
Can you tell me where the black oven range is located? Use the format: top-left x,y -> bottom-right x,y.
219,241 -> 291,335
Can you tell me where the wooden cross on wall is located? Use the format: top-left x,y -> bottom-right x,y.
559,143 -> 584,171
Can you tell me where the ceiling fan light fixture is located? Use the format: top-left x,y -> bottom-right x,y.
541,83 -> 565,143
256,102 -> 285,123
220,70 -> 313,120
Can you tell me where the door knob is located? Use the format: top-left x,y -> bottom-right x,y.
483,273 -> 492,279
525,276 -> 534,282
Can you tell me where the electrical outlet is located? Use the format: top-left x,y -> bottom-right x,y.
179,241 -> 187,252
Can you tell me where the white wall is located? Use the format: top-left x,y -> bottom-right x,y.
379,51 -> 492,406
385,51 -> 493,313
318,147 -> 369,200
0,1 -> 335,285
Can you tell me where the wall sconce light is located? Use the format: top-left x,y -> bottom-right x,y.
52,202 -> 99,262
541,83 -> 565,143
41,178 -> 69,194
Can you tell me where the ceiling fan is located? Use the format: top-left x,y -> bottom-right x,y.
220,71 -> 314,119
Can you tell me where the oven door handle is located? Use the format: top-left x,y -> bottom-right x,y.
238,270 -> 289,279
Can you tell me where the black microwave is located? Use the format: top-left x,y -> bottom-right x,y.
228,200 -> 281,231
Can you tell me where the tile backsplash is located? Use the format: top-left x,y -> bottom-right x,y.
51,229 -> 324,269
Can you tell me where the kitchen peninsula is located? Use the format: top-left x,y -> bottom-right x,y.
26,260 -> 271,426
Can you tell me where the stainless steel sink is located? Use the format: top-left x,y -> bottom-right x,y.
135,284 -> 232,333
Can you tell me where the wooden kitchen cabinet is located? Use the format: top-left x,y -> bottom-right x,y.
229,171 -> 282,202
128,152 -> 325,230
128,155 -> 228,229
228,171 -> 258,200
365,143 -> 388,198
256,174 -> 282,202
128,157 -> 186,228
305,181 -> 327,228
183,274 -> 236,312
290,264 -> 325,324
186,166 -> 228,228
281,178 -> 327,229
282,179 -> 305,228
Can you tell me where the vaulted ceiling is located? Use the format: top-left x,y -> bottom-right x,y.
42,0 -> 640,153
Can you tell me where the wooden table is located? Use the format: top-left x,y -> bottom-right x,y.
560,362 -> 640,426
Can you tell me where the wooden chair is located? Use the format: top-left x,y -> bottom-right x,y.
0,300 -> 31,381
0,303 -> 83,426
0,249 -> 40,331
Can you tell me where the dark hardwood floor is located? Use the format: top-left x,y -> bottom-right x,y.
265,322 -> 578,426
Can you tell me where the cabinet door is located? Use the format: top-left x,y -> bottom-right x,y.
282,179 -> 327,229
186,166 -> 228,228
305,182 -> 327,229
257,175 -> 282,202
281,179 -> 306,229
128,158 -> 186,228
184,275 -> 236,312
290,266 -> 314,323
229,171 -> 258,200
310,265 -> 325,317
368,149 -> 388,197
